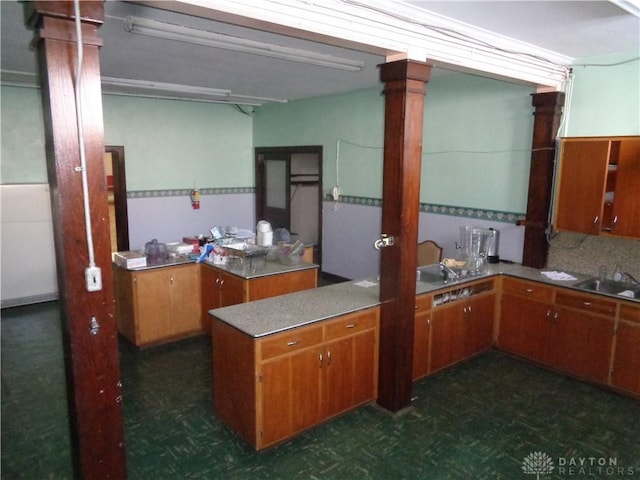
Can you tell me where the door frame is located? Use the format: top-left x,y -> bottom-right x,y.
255,145 -> 323,265
105,145 -> 129,252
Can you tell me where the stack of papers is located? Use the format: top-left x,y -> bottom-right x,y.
540,271 -> 577,281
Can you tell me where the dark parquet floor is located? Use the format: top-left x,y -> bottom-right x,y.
2,300 -> 639,479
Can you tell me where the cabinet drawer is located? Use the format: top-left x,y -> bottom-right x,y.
502,277 -> 554,302
325,308 -> 378,341
259,325 -> 323,361
415,294 -> 433,313
620,303 -> 640,324
555,290 -> 616,316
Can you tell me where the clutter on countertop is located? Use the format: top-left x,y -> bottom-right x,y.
540,271 -> 578,281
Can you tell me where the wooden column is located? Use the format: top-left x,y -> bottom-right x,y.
377,60 -> 431,413
29,2 -> 127,478
521,91 -> 566,268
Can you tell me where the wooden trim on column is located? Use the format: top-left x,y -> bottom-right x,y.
29,2 -> 127,478
377,59 -> 431,413
521,91 -> 566,268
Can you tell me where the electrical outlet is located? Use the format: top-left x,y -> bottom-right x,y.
332,186 -> 340,201
85,266 -> 103,292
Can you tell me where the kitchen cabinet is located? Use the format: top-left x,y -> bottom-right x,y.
555,136 -> 640,238
212,307 -> 379,450
412,293 -> 433,380
611,303 -> 640,394
201,263 -> 317,333
553,290 -> 616,383
499,277 -> 617,385
429,280 -> 494,375
114,263 -> 201,346
499,277 -> 555,363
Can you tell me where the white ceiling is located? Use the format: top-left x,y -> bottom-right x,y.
1,0 -> 638,105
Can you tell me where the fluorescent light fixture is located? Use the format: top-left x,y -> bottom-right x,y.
124,16 -> 366,72
100,76 -> 287,106
609,0 -> 640,17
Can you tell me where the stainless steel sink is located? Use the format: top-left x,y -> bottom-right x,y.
574,278 -> 640,299
417,264 -> 463,284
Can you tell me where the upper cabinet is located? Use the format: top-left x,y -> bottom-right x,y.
554,136 -> 640,239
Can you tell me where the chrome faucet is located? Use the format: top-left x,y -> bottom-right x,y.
439,262 -> 459,283
613,264 -> 639,284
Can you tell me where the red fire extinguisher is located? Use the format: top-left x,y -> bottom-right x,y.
190,188 -> 200,210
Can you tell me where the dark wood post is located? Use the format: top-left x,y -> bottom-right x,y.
28,2 -> 127,478
377,59 -> 431,413
521,91 -> 566,268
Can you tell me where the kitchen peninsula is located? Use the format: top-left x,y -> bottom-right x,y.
210,264 -> 640,450
114,255 -> 318,347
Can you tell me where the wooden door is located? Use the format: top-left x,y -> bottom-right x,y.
219,271 -> 246,307
200,264 -> 221,333
324,336 -> 354,417
612,320 -> 640,394
134,269 -> 172,344
555,140 -> 609,234
499,294 -> 553,362
430,303 -> 465,373
260,347 -> 323,447
464,294 -> 494,357
412,307 -> 431,380
610,138 -> 640,237
169,265 -> 202,335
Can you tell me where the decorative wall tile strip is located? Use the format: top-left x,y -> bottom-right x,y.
323,194 -> 525,224
128,187 -> 254,199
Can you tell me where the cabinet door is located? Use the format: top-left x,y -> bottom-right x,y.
555,140 -> 609,234
260,347 -> 323,448
220,271 -> 246,307
324,328 -> 377,418
499,294 -> 553,363
134,269 -> 172,344
201,265 -> 221,327
412,310 -> 431,380
609,138 -> 640,237
169,265 -> 202,335
464,294 -> 494,357
430,303 -> 466,373
552,307 -> 613,382
612,320 -> 640,394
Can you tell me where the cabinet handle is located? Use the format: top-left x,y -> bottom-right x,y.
582,301 -> 592,307
215,277 -> 220,285
220,279 -> 225,286
525,288 -> 533,293
346,323 -> 357,329
593,215 -> 599,224
170,276 -> 174,285
612,215 -> 618,226
427,317 -> 431,327
546,309 -> 551,319
327,350 -> 332,365
554,312 -> 559,321
319,353 -> 323,367
468,305 -> 472,313
286,340 -> 299,347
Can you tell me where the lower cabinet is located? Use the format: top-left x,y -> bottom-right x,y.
413,280 -> 494,380
114,263 -> 201,346
499,277 -> 619,389
201,263 -> 317,332
212,307 -> 379,450
611,303 -> 640,394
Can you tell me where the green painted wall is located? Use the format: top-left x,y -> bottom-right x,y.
1,86 -> 47,184
254,73 -> 536,213
566,52 -> 640,136
0,86 -> 254,189
102,95 -> 253,191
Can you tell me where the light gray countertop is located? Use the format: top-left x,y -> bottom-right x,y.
210,262 -> 638,339
116,255 -> 317,280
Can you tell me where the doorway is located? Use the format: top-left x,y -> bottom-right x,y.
104,146 -> 129,252
255,146 -> 322,264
